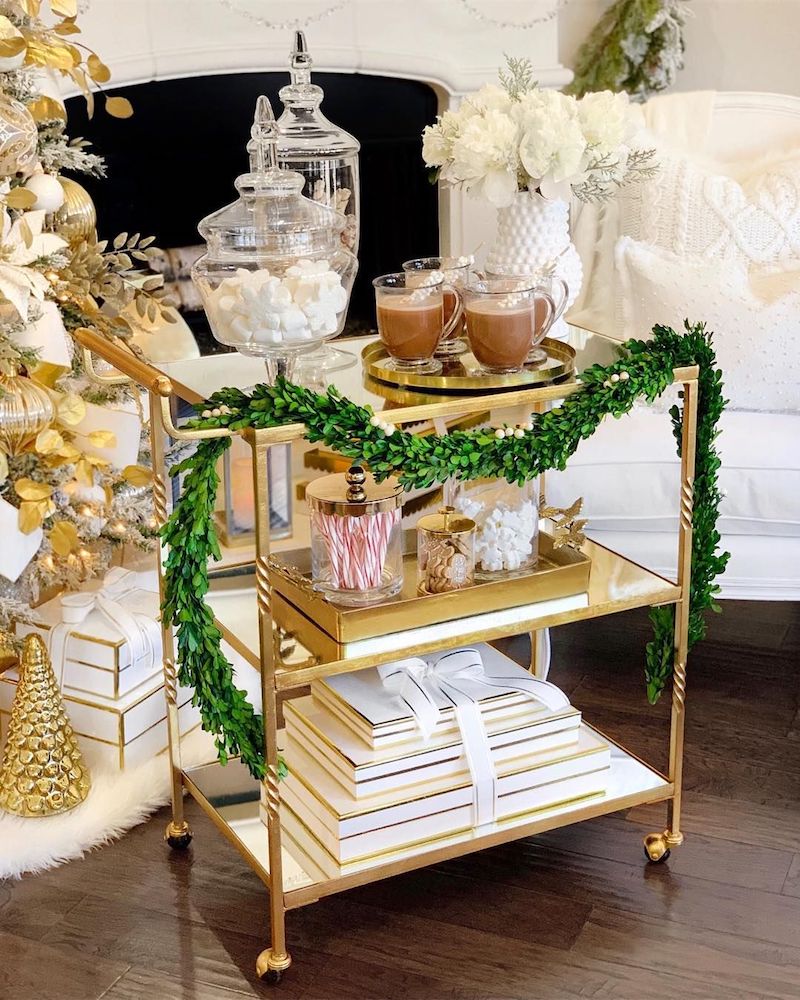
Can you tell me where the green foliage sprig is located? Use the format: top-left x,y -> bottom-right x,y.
162,323 -> 728,777
568,0 -> 689,101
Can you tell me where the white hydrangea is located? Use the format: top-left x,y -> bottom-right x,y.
517,90 -> 588,199
421,56 -> 655,206
446,109 -> 519,207
577,90 -> 636,158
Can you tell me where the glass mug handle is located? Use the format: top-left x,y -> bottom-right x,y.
548,277 -> 569,325
533,291 -> 555,345
441,283 -> 464,340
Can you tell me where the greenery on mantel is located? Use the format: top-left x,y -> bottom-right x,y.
162,322 -> 728,779
568,0 -> 690,101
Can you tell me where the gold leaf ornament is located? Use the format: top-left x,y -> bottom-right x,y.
49,519 -> 79,556
122,464 -> 151,486
87,429 -> 117,448
105,96 -> 133,119
34,427 -> 65,454
56,392 -> 87,426
5,186 -> 38,210
15,478 -> 54,502
18,498 -> 56,533
0,451 -> 7,484
27,95 -> 67,121
51,0 -> 78,16
87,52 -> 110,83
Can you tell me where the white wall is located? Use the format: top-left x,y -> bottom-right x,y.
561,0 -> 800,97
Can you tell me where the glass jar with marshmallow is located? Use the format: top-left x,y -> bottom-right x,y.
449,477 -> 539,580
191,95 -> 358,383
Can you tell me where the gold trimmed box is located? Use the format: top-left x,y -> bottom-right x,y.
269,530 -> 590,644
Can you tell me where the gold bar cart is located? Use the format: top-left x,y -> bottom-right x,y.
76,326 -> 698,984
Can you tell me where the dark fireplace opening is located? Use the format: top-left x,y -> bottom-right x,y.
65,72 -> 440,351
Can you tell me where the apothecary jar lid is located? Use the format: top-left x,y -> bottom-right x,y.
306,466 -> 403,517
197,96 -> 347,262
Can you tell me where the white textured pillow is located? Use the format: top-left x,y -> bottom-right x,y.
620,149 -> 800,263
616,237 -> 800,412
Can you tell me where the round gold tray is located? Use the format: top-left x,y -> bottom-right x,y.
361,337 -> 576,394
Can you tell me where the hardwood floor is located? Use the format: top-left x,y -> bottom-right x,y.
1,600 -> 798,1000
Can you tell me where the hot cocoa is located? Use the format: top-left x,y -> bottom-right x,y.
376,297 -> 443,362
466,298 -> 534,372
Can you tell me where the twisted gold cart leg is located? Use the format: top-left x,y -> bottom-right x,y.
644,379 -> 697,864
249,431 -> 291,982
150,390 -> 192,851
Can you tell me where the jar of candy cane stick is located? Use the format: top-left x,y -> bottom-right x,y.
307,466 -> 404,606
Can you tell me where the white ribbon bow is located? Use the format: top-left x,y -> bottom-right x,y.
377,648 -> 569,828
48,567 -> 161,686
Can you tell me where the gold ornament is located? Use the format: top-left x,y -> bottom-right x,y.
0,92 -> 38,175
0,367 -> 56,457
540,496 -> 589,551
0,633 -> 91,817
57,177 -> 97,246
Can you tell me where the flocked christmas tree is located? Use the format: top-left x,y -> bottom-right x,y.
0,1 -> 176,631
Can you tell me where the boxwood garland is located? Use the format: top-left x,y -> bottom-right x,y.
162,322 -> 728,779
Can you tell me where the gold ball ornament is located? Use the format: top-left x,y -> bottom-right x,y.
0,633 -> 91,817
0,92 -> 38,175
57,177 -> 97,245
0,367 -> 56,456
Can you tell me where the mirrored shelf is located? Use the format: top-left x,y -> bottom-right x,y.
184,730 -> 672,907
206,537 -> 681,690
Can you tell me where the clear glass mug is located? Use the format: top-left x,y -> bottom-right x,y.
373,272 -> 463,375
528,274 -> 569,365
463,276 -> 555,374
402,256 -> 469,356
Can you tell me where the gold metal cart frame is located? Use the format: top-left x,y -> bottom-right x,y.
75,327 -> 698,985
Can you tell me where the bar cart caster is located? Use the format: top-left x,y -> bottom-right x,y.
256,949 -> 292,984
643,829 -> 683,863
165,820 -> 193,851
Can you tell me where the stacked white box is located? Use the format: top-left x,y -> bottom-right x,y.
263,644 -> 611,871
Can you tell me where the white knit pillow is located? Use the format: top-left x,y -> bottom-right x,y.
616,237 -> 800,413
619,149 -> 800,263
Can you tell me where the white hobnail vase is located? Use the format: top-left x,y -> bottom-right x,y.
485,190 -> 582,340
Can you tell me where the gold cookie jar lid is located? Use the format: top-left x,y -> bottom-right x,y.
306,466 -> 403,517
417,505 -> 475,537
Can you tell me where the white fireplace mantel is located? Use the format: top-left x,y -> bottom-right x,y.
71,1 -> 571,96
69,0 -> 573,261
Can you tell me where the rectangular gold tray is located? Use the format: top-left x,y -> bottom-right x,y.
269,530 -> 591,644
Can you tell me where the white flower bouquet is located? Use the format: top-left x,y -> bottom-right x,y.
422,57 -> 656,207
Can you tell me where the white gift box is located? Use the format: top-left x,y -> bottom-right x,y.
13,300 -> 72,367
312,643 -> 571,748
0,671 -> 200,772
285,694 -> 581,799
18,568 -> 162,696
0,496 -> 42,583
272,727 -> 610,866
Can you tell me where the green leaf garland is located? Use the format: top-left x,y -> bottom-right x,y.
162,322 -> 728,778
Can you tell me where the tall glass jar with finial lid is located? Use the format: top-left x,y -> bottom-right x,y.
270,31 -> 361,374
191,95 -> 358,383
273,31 -> 360,255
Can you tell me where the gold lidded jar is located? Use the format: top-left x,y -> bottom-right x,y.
306,466 -> 404,606
417,505 -> 475,595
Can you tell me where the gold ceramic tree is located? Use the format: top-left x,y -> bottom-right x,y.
0,633 -> 91,817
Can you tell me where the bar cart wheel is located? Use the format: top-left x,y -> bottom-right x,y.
643,832 -> 671,863
256,949 -> 292,984
165,820 -> 193,851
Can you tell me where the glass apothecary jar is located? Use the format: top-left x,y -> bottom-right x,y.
307,466 -> 404,607
191,95 -> 358,383
275,31 -> 360,255
417,506 -> 475,594
450,478 -> 539,580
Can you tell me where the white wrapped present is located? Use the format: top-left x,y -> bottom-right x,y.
18,566 -> 162,698
0,669 -> 200,772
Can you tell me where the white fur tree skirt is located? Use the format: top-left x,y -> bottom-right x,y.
0,728 -> 216,880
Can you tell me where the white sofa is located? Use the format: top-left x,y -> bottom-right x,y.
549,92 -> 800,599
